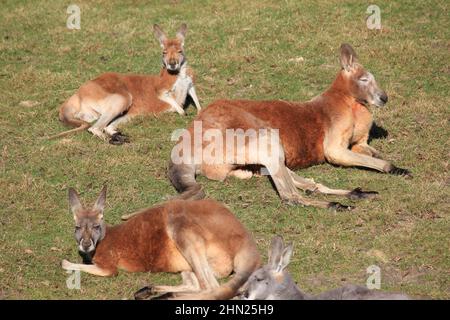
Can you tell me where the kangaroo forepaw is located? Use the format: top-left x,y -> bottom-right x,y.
61,259 -> 72,270
347,188 -> 379,200
109,132 -> 130,145
389,166 -> 412,178
328,202 -> 354,211
134,286 -> 156,300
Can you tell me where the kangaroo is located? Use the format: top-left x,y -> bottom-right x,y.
241,236 -> 410,300
168,43 -> 411,210
50,23 -> 201,144
61,186 -> 260,300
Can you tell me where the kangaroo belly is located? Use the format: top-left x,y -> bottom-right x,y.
172,74 -> 193,106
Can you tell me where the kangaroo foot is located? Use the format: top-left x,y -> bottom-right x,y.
347,188 -> 379,200
109,132 -> 130,145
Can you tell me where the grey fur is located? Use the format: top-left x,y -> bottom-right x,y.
242,236 -> 410,300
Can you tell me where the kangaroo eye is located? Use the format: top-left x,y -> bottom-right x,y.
93,225 -> 101,230
163,51 -> 168,55
359,77 -> 368,82
178,50 -> 182,54
75,226 -> 81,231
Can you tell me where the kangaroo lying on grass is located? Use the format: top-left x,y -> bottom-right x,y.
61,186 -> 260,300
242,236 -> 410,300
169,44 -> 411,210
51,24 -> 201,144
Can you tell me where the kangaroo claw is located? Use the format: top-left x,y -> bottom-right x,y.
328,202 -> 354,211
109,132 -> 130,145
134,286 -> 156,300
347,187 -> 379,200
389,166 -> 412,178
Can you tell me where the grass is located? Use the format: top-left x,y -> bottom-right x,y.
0,0 -> 449,299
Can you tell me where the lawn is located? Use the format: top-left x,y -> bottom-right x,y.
0,0 -> 448,299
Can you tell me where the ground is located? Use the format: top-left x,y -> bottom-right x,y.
0,0 -> 448,299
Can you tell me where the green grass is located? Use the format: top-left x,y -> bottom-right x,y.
0,0 -> 449,299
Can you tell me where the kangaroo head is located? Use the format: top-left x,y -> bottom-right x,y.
153,23 -> 187,73
68,186 -> 107,254
339,43 -> 388,108
242,236 -> 294,300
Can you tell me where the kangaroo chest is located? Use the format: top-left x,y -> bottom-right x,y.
350,103 -> 373,144
170,66 -> 194,106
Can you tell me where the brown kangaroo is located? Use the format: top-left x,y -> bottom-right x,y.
61,186 -> 261,300
50,24 -> 201,144
168,43 -> 411,210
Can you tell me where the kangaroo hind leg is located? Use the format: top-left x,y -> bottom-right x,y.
225,130 -> 351,211
87,93 -> 131,141
134,271 -> 201,300
287,168 -> 378,200
170,216 -> 220,290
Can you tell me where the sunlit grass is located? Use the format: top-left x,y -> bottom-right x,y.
0,0 -> 448,299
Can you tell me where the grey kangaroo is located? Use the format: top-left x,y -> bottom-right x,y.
241,236 -> 410,300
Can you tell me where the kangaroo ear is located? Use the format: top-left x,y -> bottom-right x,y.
176,23 -> 187,46
268,236 -> 284,270
340,43 -> 358,72
68,188 -> 83,219
153,24 -> 167,48
92,185 -> 107,219
275,242 -> 293,273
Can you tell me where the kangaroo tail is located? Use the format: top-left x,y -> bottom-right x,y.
120,207 -> 150,221
168,160 -> 205,200
47,122 -> 90,140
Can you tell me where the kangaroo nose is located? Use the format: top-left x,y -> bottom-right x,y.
380,93 -> 388,104
82,239 -> 92,249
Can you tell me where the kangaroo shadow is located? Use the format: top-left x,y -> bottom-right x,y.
368,121 -> 389,143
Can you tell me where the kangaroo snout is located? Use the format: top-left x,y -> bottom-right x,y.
168,62 -> 178,70
379,92 -> 388,104
375,91 -> 388,107
79,238 -> 94,252
166,58 -> 180,71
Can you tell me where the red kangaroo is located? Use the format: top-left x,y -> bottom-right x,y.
168,44 -> 411,210
51,24 -> 201,144
61,186 -> 260,300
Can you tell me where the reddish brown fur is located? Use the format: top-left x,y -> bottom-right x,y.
52,24 -> 200,141
85,69 -> 186,118
190,47 -> 394,173
92,200 -> 256,276
62,191 -> 260,300
194,99 -> 328,169
169,44 -> 409,208
58,45 -> 188,125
